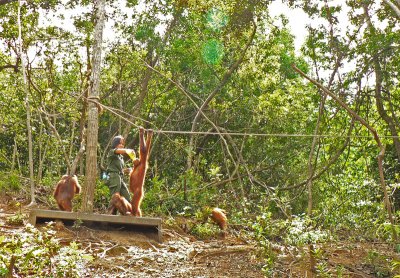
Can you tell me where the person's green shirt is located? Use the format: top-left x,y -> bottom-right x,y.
106,148 -> 131,201
107,148 -> 124,174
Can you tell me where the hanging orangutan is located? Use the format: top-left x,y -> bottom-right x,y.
129,127 -> 153,217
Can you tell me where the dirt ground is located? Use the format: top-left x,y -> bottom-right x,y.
0,198 -> 399,277
0,200 -> 264,278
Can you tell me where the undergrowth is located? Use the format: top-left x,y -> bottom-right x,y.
0,223 -> 93,277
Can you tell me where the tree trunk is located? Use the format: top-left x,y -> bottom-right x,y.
18,0 -> 35,206
78,44 -> 91,175
11,138 -> 17,172
81,0 -> 105,212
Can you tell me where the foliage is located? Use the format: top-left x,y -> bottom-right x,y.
5,202 -> 24,226
284,215 -> 330,246
376,223 -> 400,242
93,179 -> 111,212
252,211 -> 330,245
0,223 -> 93,277
365,250 -> 392,277
142,170 -> 221,215
0,171 -> 22,192
250,211 -> 278,275
392,258 -> 400,278
5,213 -> 24,226
190,222 -> 220,239
316,174 -> 387,240
0,0 -> 400,266
251,209 -> 332,274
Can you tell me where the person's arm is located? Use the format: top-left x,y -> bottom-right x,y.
114,148 -> 135,156
115,148 -> 136,161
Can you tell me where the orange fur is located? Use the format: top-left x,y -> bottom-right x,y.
211,207 -> 228,233
53,175 -> 81,212
108,193 -> 133,215
129,127 -> 153,217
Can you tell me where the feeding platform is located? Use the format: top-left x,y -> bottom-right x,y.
28,209 -> 162,242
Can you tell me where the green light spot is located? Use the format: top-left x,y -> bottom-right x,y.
206,8 -> 228,32
202,39 -> 224,65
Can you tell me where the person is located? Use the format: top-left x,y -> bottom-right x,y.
105,135 -> 135,209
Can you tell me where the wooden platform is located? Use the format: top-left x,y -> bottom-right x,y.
28,209 -> 162,242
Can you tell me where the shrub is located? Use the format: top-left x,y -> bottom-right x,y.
0,171 -> 21,192
0,223 -> 93,277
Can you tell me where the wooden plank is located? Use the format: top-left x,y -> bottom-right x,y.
28,210 -> 37,226
29,209 -> 161,225
29,209 -> 162,242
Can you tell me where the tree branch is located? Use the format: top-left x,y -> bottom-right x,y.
70,129 -> 86,176
0,63 -> 19,72
382,0 -> 400,19
40,108 -> 72,173
281,120 -> 355,191
187,20 -> 257,170
0,0 -> 16,5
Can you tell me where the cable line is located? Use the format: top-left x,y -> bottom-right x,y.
85,97 -> 397,139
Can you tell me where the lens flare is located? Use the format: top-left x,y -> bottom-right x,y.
202,39 -> 224,64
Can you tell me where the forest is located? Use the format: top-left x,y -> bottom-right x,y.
1,0 -> 400,277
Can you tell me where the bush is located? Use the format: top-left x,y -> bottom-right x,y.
143,172 -> 209,215
191,222 -> 220,239
0,171 -> 21,192
5,202 -> 24,225
93,180 -> 111,212
0,223 -> 93,277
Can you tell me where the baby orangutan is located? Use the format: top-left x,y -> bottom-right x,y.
108,193 -> 133,215
211,207 -> 228,238
53,175 -> 81,212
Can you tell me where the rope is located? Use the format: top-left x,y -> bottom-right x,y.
154,130 -> 399,138
84,93 -> 399,139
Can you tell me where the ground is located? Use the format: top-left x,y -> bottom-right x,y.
0,197 -> 399,277
0,198 -> 264,278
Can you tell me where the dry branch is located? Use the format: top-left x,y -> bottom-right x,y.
195,245 -> 256,261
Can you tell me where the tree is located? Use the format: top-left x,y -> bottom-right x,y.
81,0 -> 106,213
17,0 -> 35,206
292,64 -> 397,241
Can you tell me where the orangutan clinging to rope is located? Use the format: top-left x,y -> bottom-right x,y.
129,127 -> 153,217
